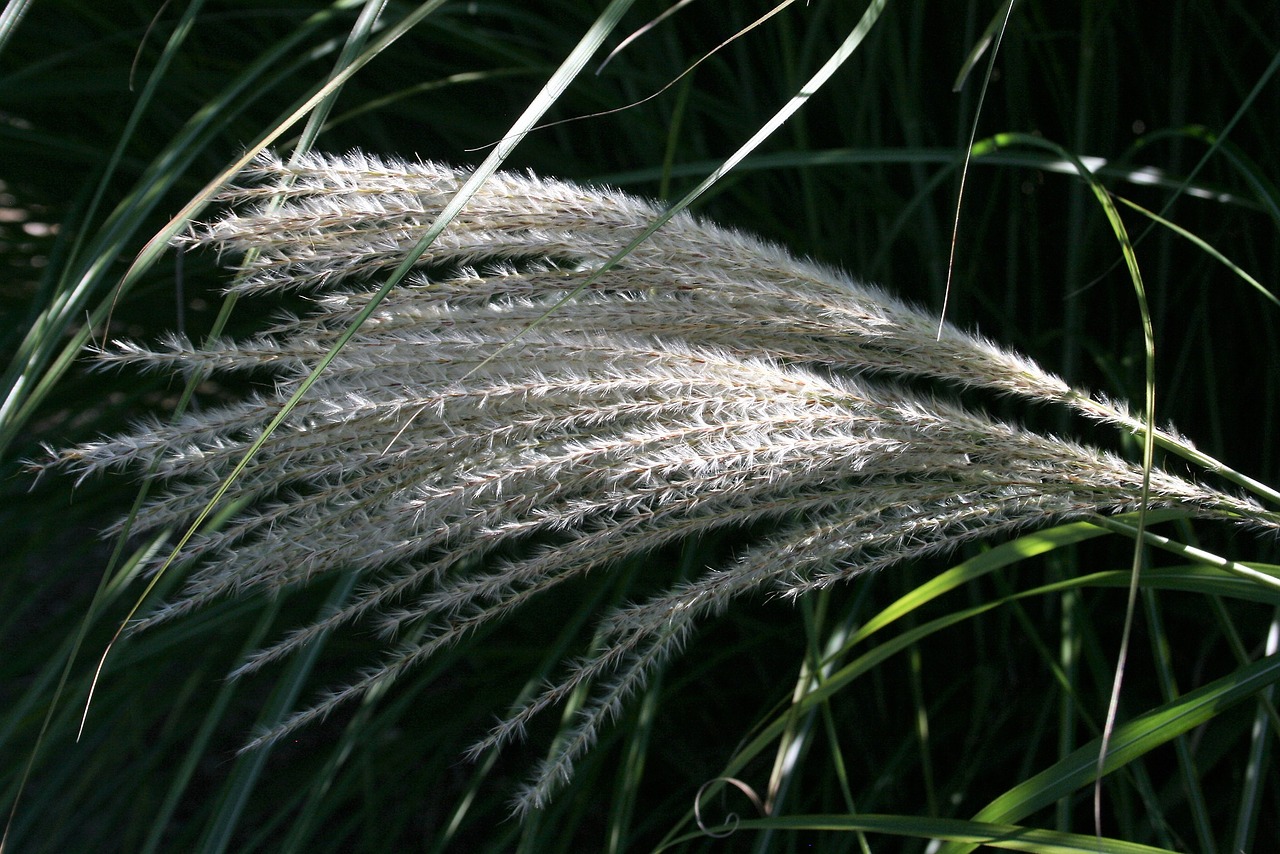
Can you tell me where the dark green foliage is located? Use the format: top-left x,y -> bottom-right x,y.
2,2 -> 1278,851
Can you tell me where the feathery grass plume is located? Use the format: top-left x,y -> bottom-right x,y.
41,150 -> 1279,814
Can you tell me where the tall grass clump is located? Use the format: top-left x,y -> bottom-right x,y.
37,148 -> 1280,813
4,2 -> 1280,852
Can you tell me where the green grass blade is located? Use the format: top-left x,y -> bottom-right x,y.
945,650 -> 1280,852
0,0 -> 33,57
845,512 -> 1184,648
658,813 -> 1179,853
195,573 -> 356,854
1140,591 -> 1216,851
1232,611 -> 1279,853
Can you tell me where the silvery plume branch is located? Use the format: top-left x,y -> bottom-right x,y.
41,150 -> 1279,814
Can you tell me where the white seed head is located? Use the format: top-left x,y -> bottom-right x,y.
45,150 -> 1276,815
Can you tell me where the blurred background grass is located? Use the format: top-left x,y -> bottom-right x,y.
2,1 -> 1278,851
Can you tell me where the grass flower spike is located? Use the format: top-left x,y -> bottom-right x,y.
43,150 -> 1278,813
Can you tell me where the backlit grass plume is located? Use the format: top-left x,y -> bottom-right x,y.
42,151 -> 1279,812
